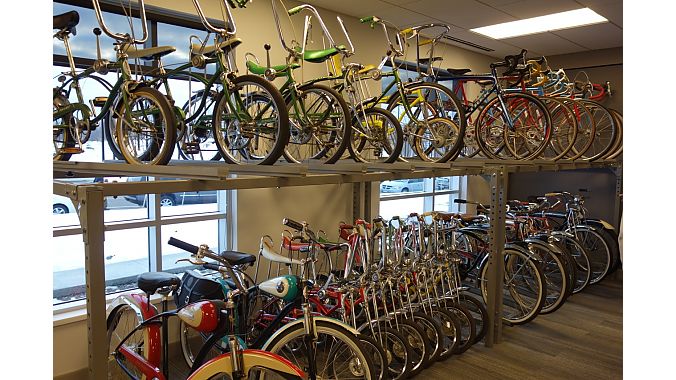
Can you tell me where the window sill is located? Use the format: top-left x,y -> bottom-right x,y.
53,291 -> 171,327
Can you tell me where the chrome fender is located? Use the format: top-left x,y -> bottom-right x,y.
260,316 -> 360,351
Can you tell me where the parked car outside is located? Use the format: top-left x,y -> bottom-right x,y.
380,178 -> 425,193
435,177 -> 451,191
53,194 -> 77,214
123,177 -> 218,206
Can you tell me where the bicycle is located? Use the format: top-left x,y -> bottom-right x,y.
358,17 -> 467,163
53,1 -> 177,165
170,232 -> 377,380
106,252 -> 307,379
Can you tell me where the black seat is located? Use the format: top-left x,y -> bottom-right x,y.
418,57 -> 443,65
446,68 -> 471,76
219,250 -> 256,266
54,11 -> 79,31
137,272 -> 181,295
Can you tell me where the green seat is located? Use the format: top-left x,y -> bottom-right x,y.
246,60 -> 300,77
295,44 -> 346,63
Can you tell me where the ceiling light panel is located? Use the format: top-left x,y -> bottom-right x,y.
470,8 -> 608,39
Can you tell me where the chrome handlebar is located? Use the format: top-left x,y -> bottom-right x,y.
91,0 -> 148,44
192,0 -> 237,36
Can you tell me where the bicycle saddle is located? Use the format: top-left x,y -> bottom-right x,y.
446,68 -> 471,76
123,45 -> 177,61
219,250 -> 256,266
192,38 -> 243,57
54,11 -> 79,32
137,272 -> 181,295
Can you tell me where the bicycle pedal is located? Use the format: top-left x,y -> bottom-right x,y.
60,147 -> 84,154
182,141 -> 201,154
93,97 -> 108,107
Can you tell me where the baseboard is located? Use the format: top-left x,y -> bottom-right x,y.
54,368 -> 87,380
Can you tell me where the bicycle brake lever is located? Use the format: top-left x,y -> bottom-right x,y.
175,258 -> 205,265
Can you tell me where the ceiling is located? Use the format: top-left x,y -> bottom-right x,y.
304,0 -> 622,58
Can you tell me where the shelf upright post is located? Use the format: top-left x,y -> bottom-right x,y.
484,166 -> 507,347
613,166 -> 623,229
78,185 -> 107,380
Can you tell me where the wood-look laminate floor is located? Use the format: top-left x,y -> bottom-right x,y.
170,271 -> 622,379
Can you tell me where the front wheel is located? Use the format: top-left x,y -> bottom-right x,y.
115,86 -> 177,165
263,320 -> 375,379
212,74 -> 290,165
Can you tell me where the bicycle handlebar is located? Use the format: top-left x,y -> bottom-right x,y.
192,0 -> 237,36
91,0 -> 148,44
283,217 -> 304,232
286,3 -> 337,49
360,15 -> 404,56
168,237 -> 245,292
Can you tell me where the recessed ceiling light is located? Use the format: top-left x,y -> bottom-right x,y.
470,8 -> 608,39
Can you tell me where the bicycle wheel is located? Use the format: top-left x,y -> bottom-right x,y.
605,109 -> 623,159
443,301 -> 476,354
428,307 -> 461,360
115,86 -> 177,165
349,107 -> 403,163
179,90 -> 222,161
539,97 -> 577,161
284,83 -> 351,164
577,99 -> 617,161
556,233 -> 591,293
263,320 -> 375,379
355,334 -> 388,380
389,82 -> 466,162
558,98 -> 595,160
107,304 -> 149,379
212,74 -> 289,165
570,226 -> 611,284
53,92 -> 75,161
412,311 -> 443,364
480,247 -> 546,325
458,293 -> 488,344
193,350 -> 306,380
500,93 -> 552,160
394,319 -> 431,377
180,319 -> 229,369
366,324 -> 412,380
523,241 -> 569,314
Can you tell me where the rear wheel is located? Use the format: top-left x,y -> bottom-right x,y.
107,304 -> 148,379
577,99 -> 617,161
53,92 -> 75,161
571,226 -> 611,284
179,90 -> 222,161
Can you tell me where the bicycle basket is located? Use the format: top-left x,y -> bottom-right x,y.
174,270 -> 225,308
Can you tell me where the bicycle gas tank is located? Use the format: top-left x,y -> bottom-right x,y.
177,300 -> 220,333
258,275 -> 299,302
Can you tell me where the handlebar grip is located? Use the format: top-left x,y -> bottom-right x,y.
283,218 -> 304,232
288,6 -> 303,16
360,16 -> 375,23
400,27 -> 413,34
454,199 -> 467,204
544,193 -> 559,197
203,263 -> 223,272
168,237 -> 199,254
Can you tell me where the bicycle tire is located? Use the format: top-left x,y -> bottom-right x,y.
570,226 -> 611,284
283,83 -> 351,164
349,106 -> 403,163
395,318 -> 431,377
479,247 -> 546,325
212,74 -> 290,165
53,92 -> 75,161
262,319 -> 376,379
502,93 -> 553,160
115,86 -> 177,165
365,324 -> 413,380
522,240 -> 569,314
555,232 -> 591,293
356,333 -> 388,380
412,311 -> 443,364
576,99 -> 617,161
539,97 -> 578,161
443,301 -> 476,354
603,108 -> 623,159
106,303 -> 151,379
428,306 -> 461,360
458,293 -> 488,344
386,82 -> 467,162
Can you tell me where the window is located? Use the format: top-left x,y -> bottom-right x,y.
53,1 -> 232,306
379,176 -> 465,220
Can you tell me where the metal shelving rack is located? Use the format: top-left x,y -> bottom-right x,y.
53,158 -> 621,379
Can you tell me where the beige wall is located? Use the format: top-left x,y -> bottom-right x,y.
54,1 -> 499,378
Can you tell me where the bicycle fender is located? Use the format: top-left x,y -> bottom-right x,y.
188,350 -> 307,379
260,316 -> 360,351
106,294 -> 161,368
